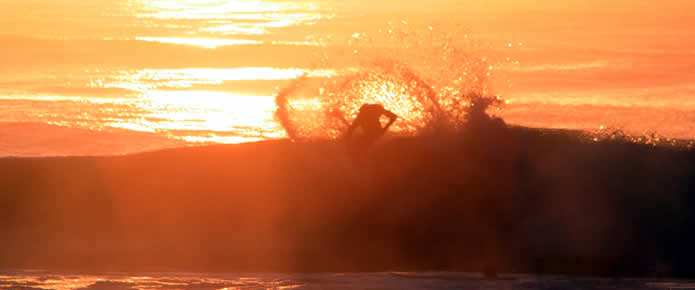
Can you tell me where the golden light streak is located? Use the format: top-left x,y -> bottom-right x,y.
498,61 -> 607,72
136,68 -> 337,82
124,90 -> 283,142
199,13 -> 330,35
136,37 -> 262,48
134,0 -> 329,40
136,0 -> 318,19
101,68 -> 339,92
0,66 -> 332,143
0,274 -> 303,289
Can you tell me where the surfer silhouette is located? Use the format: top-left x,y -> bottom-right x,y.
345,104 -> 397,150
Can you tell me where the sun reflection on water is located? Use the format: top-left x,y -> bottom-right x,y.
137,0 -> 320,19
138,90 -> 279,134
132,0 -> 331,47
99,68 -> 337,92
136,37 -> 262,48
0,272 -> 304,289
1,67 -> 347,144
99,67 -> 318,142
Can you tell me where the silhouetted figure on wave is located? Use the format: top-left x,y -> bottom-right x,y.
345,104 -> 398,156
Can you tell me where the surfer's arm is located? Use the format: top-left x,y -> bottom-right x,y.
381,110 -> 398,132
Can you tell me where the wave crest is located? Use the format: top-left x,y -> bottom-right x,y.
275,60 -> 504,141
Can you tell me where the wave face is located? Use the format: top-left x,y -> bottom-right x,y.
1,129 -> 694,275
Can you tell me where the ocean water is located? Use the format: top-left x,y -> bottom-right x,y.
2,271 -> 695,290
1,0 -> 694,156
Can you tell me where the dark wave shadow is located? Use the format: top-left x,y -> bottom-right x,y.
0,112 -> 694,277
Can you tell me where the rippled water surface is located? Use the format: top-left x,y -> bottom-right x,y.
2,271 -> 695,290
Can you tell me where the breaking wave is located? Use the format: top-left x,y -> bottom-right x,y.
274,25 -> 504,141
273,24 -> 694,149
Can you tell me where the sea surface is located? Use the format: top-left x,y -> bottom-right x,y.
1,0 -> 694,156
2,271 -> 695,290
